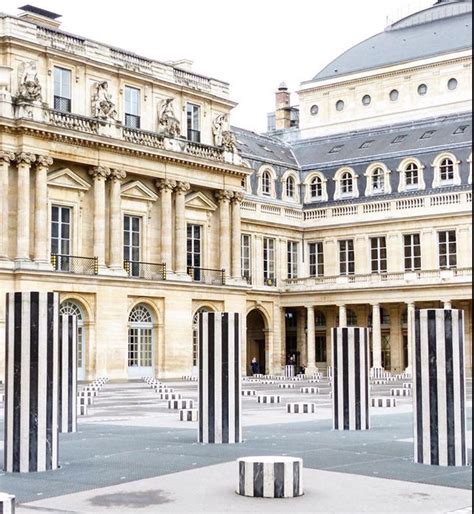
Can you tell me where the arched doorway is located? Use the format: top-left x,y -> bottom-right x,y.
60,300 -> 86,381
192,306 -> 214,374
246,310 -> 267,375
128,304 -> 154,378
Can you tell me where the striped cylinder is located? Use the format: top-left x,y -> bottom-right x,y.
237,457 -> 303,498
413,309 -> 467,467
180,409 -> 199,422
300,387 -> 319,394
77,403 -> 88,416
59,315 -> 78,434
372,398 -> 397,408
0,493 -> 15,514
332,327 -> 370,431
198,312 -> 242,445
160,393 -> 182,401
168,399 -> 194,410
257,395 -> 281,404
279,384 -> 296,389
371,367 -> 386,380
391,388 -> 412,397
284,365 -> 296,378
242,390 -> 257,397
404,383 -> 413,389
4,292 -> 60,473
287,403 -> 316,414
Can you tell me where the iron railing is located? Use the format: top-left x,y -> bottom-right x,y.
188,267 -> 226,286
51,254 -> 98,275
124,261 -> 167,281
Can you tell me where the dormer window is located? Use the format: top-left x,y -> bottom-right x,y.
372,168 -> 384,193
341,172 -> 354,195
432,153 -> 461,188
405,163 -> 420,188
311,177 -> 323,199
440,158 -> 455,182
365,164 -> 391,196
334,168 -> 359,200
262,171 -> 272,196
398,159 -> 426,193
286,176 -> 296,199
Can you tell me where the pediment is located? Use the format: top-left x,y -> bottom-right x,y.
121,181 -> 158,202
47,168 -> 91,191
185,191 -> 217,211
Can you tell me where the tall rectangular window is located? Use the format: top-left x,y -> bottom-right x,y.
187,224 -> 202,280
371,237 -> 387,274
187,103 -> 201,143
54,67 -> 72,113
125,86 -> 141,128
51,205 -> 72,271
309,242 -> 324,277
124,215 -> 141,276
404,234 -> 422,271
287,241 -> 298,279
263,238 -> 276,283
438,230 -> 457,269
316,335 -> 327,363
241,234 -> 252,283
339,239 -> 355,276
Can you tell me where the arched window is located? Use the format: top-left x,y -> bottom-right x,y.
286,176 -> 296,199
405,162 -> 420,188
311,176 -> 323,200
372,167 -> 385,193
440,158 -> 455,182
262,171 -> 272,196
60,301 -> 86,380
128,304 -> 154,376
398,159 -> 425,192
192,307 -> 213,367
341,172 -> 354,195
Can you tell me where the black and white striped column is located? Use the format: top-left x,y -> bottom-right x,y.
4,292 -> 60,473
198,312 -> 242,444
332,327 -> 370,431
59,315 -> 77,434
0,493 -> 15,513
413,309 -> 467,467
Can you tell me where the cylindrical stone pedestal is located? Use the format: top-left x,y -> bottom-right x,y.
332,327 -> 370,431
413,309 -> 467,467
284,365 -> 296,378
59,315 -> 77,434
0,493 -> 15,513
198,312 -> 242,444
237,457 -> 303,498
4,292 -> 60,473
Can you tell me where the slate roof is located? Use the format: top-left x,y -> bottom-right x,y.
311,1 -> 472,83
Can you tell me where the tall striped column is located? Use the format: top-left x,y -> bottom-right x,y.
198,312 -> 242,444
59,315 -> 78,434
413,309 -> 467,467
332,327 -> 370,431
4,292 -> 60,473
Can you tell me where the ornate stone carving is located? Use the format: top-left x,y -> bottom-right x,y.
89,166 -> 111,180
15,152 -> 36,166
91,81 -> 117,121
232,191 -> 245,204
109,169 -> 127,182
175,181 -> 191,194
222,130 -> 238,153
16,62 -> 42,103
157,98 -> 181,138
156,178 -> 177,192
0,150 -> 15,164
212,114 -> 227,147
36,155 -> 54,169
215,190 -> 234,203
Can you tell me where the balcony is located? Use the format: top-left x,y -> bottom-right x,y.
51,255 -> 98,275
124,261 -> 167,281
187,267 -> 226,286
284,268 -> 472,292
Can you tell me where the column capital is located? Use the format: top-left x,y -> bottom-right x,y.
175,181 -> 191,194
0,150 -> 15,164
406,301 -> 416,309
305,304 -> 315,312
156,178 -> 177,192
231,191 -> 245,204
215,190 -> 233,204
109,169 -> 127,182
15,152 -> 36,166
89,166 -> 111,181
36,155 -> 53,169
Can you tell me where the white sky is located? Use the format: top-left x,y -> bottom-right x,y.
1,0 -> 434,131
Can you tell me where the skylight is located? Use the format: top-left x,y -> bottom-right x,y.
329,145 -> 344,154
392,135 -> 407,144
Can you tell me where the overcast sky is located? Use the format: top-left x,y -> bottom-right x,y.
1,0 -> 434,131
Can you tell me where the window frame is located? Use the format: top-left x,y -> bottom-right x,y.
334,168 -> 359,200
241,234 -> 252,282
124,86 -> 141,129
263,237 -> 276,282
308,241 -> 324,278
339,239 -> 355,276
438,230 -> 457,270
287,241 -> 299,280
404,233 -> 422,272
53,66 -> 72,113
370,236 -> 388,274
398,158 -> 426,192
186,102 -> 202,143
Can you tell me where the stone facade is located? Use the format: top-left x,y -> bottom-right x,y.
0,2 -> 472,381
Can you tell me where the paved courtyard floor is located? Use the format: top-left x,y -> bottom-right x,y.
0,378 -> 472,513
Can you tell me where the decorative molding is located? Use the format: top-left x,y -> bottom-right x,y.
186,191 -> 218,212
89,166 -> 111,180
121,180 -> 158,202
36,155 -> 54,169
175,181 -> 191,195
47,168 -> 91,191
214,190 -> 234,204
156,178 -> 177,192
15,152 -> 36,166
0,150 -> 15,164
109,169 -> 127,182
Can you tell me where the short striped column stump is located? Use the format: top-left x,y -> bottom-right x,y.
300,387 -> 319,394
160,393 -> 182,401
180,409 -> 199,422
278,384 -> 296,390
371,398 -> 397,408
413,309 -> 468,467
237,457 -> 303,499
371,380 -> 388,386
242,390 -> 257,397
391,388 -> 412,398
257,395 -> 281,404
260,380 -> 276,385
77,403 -> 88,416
155,388 -> 174,394
0,493 -> 15,514
403,383 -> 413,390
78,392 -> 94,406
284,365 -> 296,378
287,403 -> 316,414
168,399 -> 194,410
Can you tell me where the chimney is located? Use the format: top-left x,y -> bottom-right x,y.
18,5 -> 62,29
275,82 -> 291,131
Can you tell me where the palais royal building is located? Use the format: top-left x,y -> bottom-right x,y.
0,0 -> 472,381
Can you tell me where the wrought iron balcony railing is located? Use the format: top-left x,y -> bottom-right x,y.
187,267 -> 226,286
51,255 -> 98,275
124,261 -> 167,281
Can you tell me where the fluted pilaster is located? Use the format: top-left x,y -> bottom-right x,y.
0,151 -> 15,259
34,155 -> 53,264
15,152 -> 36,261
175,181 -> 190,275
215,190 -> 233,275
89,166 -> 111,268
109,169 -> 127,270
231,192 -> 244,279
157,179 -> 176,271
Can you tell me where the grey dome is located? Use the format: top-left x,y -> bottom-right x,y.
311,0 -> 472,82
